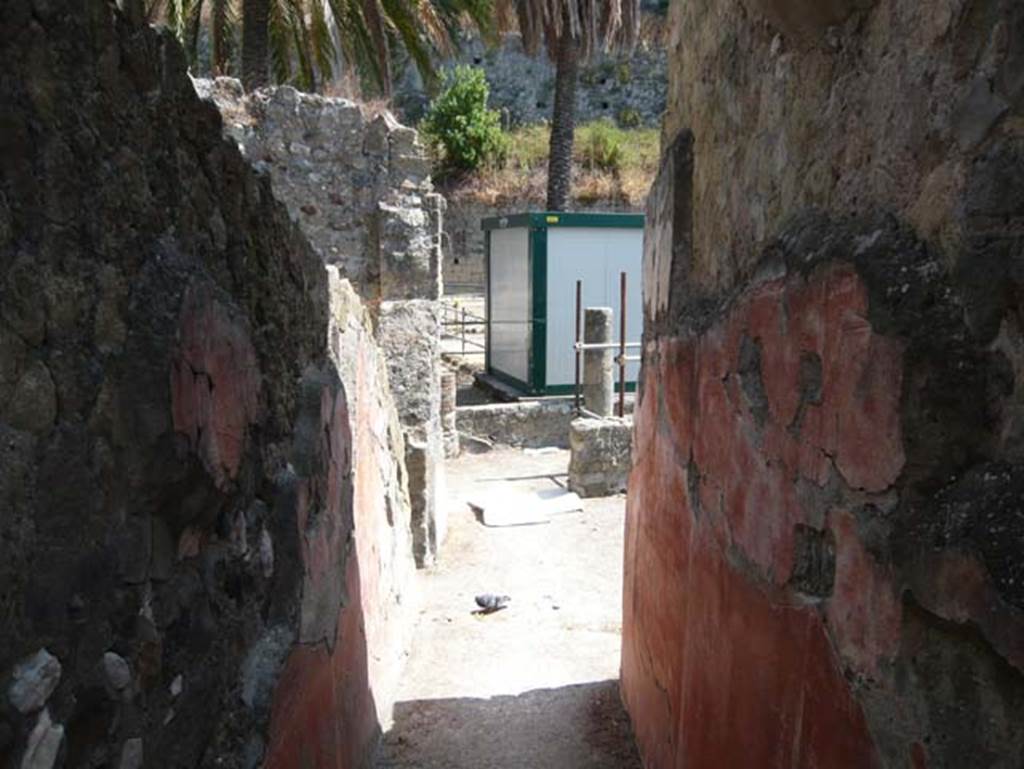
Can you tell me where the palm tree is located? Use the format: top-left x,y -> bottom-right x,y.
501,0 -> 640,211
237,0 -> 497,94
153,0 -> 495,95
242,0 -> 270,88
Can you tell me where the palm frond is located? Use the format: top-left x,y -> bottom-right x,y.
499,0 -> 638,60
186,0 -> 205,66
325,0 -> 385,92
309,0 -> 338,82
381,0 -> 435,93
283,0 -> 317,89
231,0 -> 504,94
145,0 -> 167,23
415,0 -> 456,60
268,0 -> 295,84
361,0 -> 394,94
448,0 -> 500,46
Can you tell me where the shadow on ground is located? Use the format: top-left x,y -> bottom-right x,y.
376,680 -> 641,769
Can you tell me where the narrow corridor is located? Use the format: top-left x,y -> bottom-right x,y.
376,448 -> 641,769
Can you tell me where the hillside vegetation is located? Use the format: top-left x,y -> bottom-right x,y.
440,121 -> 659,208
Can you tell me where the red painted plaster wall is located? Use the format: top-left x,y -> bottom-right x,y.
623,265 -> 890,768
263,288 -> 415,769
622,251 -> 1024,766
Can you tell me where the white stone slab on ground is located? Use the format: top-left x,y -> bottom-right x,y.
467,487 -> 583,527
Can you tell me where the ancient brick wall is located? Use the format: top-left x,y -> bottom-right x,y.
622,1 -> 1024,767
0,3 -> 415,767
200,79 -> 447,566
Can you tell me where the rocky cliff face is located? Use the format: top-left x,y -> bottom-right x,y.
623,1 -> 1024,767
0,3 -> 414,767
393,33 -> 668,128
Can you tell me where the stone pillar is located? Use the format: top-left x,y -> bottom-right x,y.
583,307 -> 615,417
375,185 -> 446,567
568,416 -> 633,497
377,300 -> 443,567
441,370 -> 459,458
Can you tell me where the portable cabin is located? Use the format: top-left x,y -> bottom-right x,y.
483,212 -> 644,396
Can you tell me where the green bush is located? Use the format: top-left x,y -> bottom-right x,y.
578,120 -> 625,173
421,66 -> 506,175
617,107 -> 642,128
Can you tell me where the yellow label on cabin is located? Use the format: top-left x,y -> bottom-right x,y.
546,215 -> 560,224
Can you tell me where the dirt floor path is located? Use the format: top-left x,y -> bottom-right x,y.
375,448 -> 642,769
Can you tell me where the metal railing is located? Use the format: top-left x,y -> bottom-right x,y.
441,301 -> 487,356
442,280 -> 642,408
441,301 -> 540,358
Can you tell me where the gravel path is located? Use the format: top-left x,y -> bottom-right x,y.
375,448 -> 642,769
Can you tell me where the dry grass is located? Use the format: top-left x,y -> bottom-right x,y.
441,121 -> 659,209
321,72 -> 395,119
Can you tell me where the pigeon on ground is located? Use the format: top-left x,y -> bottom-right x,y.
473,594 -> 511,614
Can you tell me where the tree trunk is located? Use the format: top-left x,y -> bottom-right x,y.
212,0 -> 228,76
546,28 -> 579,212
242,0 -> 270,90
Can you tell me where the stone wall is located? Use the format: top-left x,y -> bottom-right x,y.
394,33 -> 667,128
1,3 -> 415,768
623,2 -> 1024,767
658,0 -> 1023,298
264,274 -> 416,769
197,78 -> 440,300
456,402 -> 577,449
441,198 -> 490,294
199,79 -> 447,566
568,417 -> 632,498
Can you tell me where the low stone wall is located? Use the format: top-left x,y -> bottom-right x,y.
568,417 -> 633,497
456,401 -> 576,449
